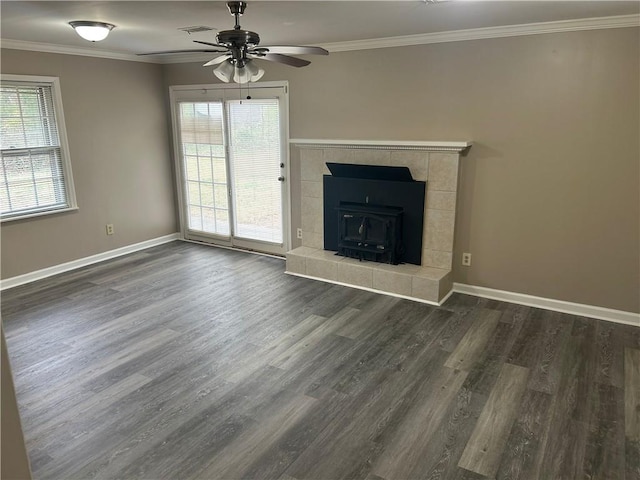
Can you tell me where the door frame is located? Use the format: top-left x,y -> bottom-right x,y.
169,81 -> 291,255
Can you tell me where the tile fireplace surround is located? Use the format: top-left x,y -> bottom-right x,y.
286,140 -> 471,305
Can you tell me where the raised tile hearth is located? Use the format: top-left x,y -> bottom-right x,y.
287,246 -> 452,304
286,139 -> 471,304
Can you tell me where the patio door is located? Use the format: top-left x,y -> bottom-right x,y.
171,83 -> 289,255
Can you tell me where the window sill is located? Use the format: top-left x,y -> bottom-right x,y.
1,206 -> 79,223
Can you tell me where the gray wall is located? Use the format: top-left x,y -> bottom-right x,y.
1,327 -> 32,480
165,27 -> 640,313
1,50 -> 177,279
1,27 -> 638,313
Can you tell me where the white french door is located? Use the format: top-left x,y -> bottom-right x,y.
170,83 -> 289,255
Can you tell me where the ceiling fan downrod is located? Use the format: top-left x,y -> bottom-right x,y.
217,1 -> 260,57
227,1 -> 247,30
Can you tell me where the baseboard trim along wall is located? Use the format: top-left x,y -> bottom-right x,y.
0,233 -> 180,291
286,271 -> 443,307
2,238 -> 637,329
453,282 -> 640,327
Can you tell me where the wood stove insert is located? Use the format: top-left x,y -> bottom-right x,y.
338,202 -> 403,264
324,163 -> 426,266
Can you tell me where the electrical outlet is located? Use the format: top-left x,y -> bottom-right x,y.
106,224 -> 114,235
296,228 -> 303,239
462,252 -> 471,266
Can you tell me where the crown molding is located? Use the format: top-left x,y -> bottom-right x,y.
0,38 -> 241,65
0,38 -> 158,63
1,14 -> 638,63
319,14 -> 640,53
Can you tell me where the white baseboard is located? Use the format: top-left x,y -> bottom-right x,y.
285,270 -> 441,307
0,233 -> 180,291
4,241 -> 636,328
453,283 -> 640,327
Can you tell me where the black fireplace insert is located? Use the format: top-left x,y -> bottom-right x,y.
338,202 -> 403,264
323,163 -> 426,265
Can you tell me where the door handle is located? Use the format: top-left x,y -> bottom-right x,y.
278,176 -> 285,182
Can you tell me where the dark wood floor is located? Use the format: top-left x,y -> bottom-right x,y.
2,241 -> 639,480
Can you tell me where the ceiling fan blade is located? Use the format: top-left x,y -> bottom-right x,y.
203,56 -> 230,67
193,40 -> 228,49
251,53 -> 311,67
255,45 -> 328,56
138,49 -> 228,56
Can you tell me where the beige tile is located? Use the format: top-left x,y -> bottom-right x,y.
301,180 -> 323,199
414,266 -> 450,281
438,271 -> 453,300
301,196 -> 323,220
306,256 -> 338,280
411,275 -> 440,303
301,212 -> 323,234
302,231 -> 323,249
352,149 -> 391,166
426,190 -> 457,212
422,249 -> 453,270
375,262 -> 421,276
310,249 -> 341,261
372,269 -> 413,296
287,246 -> 319,256
391,151 -> 429,181
338,260 -> 373,288
424,209 -> 455,252
285,254 -> 306,275
428,153 -> 459,192
323,148 -> 354,165
300,149 -> 324,181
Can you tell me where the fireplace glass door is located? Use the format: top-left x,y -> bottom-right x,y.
172,85 -> 289,255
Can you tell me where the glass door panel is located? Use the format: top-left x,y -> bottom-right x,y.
178,102 -> 230,237
227,99 -> 283,244
172,84 -> 289,255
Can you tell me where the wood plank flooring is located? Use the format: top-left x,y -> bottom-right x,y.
2,241 -> 639,480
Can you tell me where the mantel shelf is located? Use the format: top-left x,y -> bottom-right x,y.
290,139 -> 472,153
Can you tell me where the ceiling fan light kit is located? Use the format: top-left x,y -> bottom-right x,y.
139,1 -> 328,84
69,21 -> 115,42
240,60 -> 265,82
213,60 -> 236,82
214,59 -> 264,84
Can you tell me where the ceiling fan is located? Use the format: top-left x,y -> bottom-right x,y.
139,1 -> 329,83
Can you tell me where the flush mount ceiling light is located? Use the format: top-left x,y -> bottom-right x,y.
69,21 -> 115,42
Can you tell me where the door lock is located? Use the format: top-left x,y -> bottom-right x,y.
278,176 -> 285,182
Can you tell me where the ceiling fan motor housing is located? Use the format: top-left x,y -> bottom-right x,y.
216,29 -> 260,48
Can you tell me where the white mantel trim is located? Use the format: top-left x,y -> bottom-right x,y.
290,139 -> 471,153
1,14 -> 637,63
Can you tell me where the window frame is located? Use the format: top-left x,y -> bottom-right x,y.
0,74 -> 77,222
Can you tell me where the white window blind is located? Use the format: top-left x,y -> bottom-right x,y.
227,98 -> 282,244
179,102 -> 230,236
0,77 -> 75,220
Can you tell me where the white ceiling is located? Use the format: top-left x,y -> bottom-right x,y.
1,1 -> 639,61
